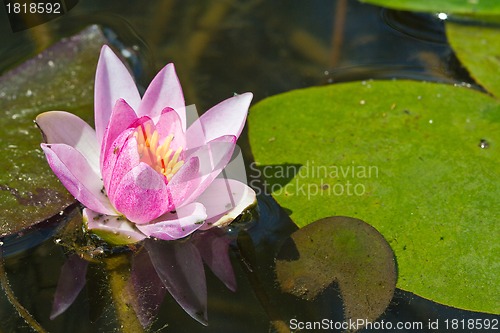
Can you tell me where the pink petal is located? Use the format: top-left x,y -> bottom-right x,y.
174,135 -> 236,207
144,238 -> 208,325
217,145 -> 248,185
102,128 -> 140,201
111,162 -> 169,224
186,92 -> 252,149
196,179 -> 257,229
83,208 -> 146,245
41,143 -> 115,215
50,254 -> 88,320
95,45 -> 141,145
100,98 -> 138,168
155,107 -> 186,151
36,111 -> 100,174
166,156 -> 201,209
192,229 -> 237,292
137,63 -> 186,128
136,202 -> 207,240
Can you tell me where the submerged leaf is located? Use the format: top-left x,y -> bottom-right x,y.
276,216 -> 396,329
0,25 -> 107,236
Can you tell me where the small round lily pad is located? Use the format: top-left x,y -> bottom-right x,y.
276,216 -> 396,329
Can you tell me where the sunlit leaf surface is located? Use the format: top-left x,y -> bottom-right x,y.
248,80 -> 500,314
0,26 -> 107,236
447,21 -> 500,99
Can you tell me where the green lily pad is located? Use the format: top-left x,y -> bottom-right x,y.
446,21 -> 500,98
248,80 -> 500,314
276,216 -> 396,329
0,25 -> 107,236
359,0 -> 500,16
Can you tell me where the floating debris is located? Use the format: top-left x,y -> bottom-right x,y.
479,139 -> 490,149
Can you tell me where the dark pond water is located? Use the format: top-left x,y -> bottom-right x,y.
0,0 -> 497,332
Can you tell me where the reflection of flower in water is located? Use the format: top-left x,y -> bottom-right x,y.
36,45 -> 255,245
132,229 -> 236,326
51,228 -> 236,326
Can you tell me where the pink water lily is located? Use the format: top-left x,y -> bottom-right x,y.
36,45 -> 256,244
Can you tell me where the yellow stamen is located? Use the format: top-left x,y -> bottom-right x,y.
157,135 -> 173,158
132,125 -> 184,181
163,149 -> 173,162
150,130 -> 159,150
171,161 -> 183,174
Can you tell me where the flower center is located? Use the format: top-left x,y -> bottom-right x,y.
133,123 -> 184,181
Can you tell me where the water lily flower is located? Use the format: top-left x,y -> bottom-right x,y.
36,45 -> 256,245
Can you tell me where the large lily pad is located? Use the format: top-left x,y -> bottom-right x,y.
276,216 -> 396,330
248,80 -> 499,314
446,21 -> 500,99
359,0 -> 500,16
0,26 -> 106,236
